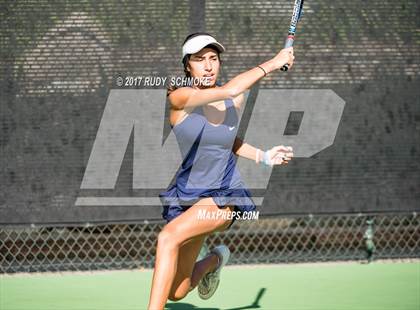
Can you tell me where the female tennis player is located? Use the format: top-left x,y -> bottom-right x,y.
148,32 -> 294,309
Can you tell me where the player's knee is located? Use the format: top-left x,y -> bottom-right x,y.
157,229 -> 171,247
167,293 -> 183,301
157,228 -> 180,249
168,289 -> 188,301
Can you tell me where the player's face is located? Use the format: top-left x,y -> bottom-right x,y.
187,47 -> 220,88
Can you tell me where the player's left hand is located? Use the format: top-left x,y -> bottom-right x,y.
265,145 -> 294,166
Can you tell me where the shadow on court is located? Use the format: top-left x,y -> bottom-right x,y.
225,288 -> 266,310
165,303 -> 219,310
165,288 -> 266,310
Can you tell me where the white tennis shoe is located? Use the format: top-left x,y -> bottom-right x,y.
197,245 -> 230,300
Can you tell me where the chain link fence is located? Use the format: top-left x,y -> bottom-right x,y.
1,213 -> 418,273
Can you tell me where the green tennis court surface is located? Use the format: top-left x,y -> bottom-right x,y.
1,261 -> 419,310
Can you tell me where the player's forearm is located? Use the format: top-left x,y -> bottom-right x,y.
225,60 -> 277,98
232,137 -> 262,163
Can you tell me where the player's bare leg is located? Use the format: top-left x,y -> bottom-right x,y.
148,197 -> 233,310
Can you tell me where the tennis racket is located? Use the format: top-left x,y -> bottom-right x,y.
281,0 -> 305,71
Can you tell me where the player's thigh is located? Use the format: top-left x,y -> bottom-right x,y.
159,197 -> 234,247
170,235 -> 205,292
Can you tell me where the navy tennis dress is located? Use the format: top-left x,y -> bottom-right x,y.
159,91 -> 256,227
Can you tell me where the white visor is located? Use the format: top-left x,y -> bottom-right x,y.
182,35 -> 225,60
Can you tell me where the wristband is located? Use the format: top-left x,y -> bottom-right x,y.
262,150 -> 271,166
255,149 -> 261,164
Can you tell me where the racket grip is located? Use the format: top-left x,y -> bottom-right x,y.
281,35 -> 294,72
284,36 -> 295,48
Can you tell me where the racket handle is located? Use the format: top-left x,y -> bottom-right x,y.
281,35 -> 294,72
284,35 -> 295,48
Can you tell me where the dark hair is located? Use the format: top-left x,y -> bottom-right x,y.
167,32 -> 223,97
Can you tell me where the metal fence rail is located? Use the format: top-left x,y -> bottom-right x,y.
1,213 -> 419,273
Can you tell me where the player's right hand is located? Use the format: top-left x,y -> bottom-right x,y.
272,47 -> 295,70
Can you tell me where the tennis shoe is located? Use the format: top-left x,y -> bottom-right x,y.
198,245 -> 230,300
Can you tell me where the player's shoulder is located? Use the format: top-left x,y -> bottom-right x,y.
167,86 -> 194,110
168,86 -> 194,97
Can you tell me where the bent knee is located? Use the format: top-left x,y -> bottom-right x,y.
168,289 -> 188,301
157,227 -> 182,249
157,229 -> 172,247
168,294 -> 183,302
